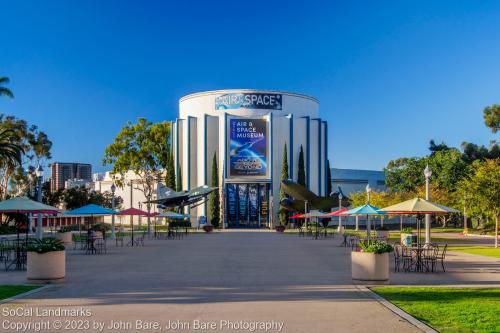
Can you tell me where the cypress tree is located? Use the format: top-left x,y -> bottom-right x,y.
165,150 -> 176,189
297,144 -> 306,186
176,164 -> 182,192
326,159 -> 332,196
279,143 -> 289,226
208,152 -> 220,227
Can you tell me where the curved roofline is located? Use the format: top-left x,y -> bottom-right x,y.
180,89 -> 319,104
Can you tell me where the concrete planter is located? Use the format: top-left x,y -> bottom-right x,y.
377,230 -> 389,238
351,251 -> 389,283
56,232 -> 72,244
202,225 -> 214,233
275,226 -> 286,233
27,250 -> 65,281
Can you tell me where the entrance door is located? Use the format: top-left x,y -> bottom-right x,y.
226,183 -> 269,228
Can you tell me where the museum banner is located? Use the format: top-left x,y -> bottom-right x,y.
228,118 -> 268,177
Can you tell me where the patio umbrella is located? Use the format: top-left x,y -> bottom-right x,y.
0,196 -> 60,270
157,211 -> 190,218
380,197 -> 459,246
289,213 -> 304,219
117,207 -> 150,245
326,208 -> 349,227
344,204 -> 385,239
65,204 -> 117,238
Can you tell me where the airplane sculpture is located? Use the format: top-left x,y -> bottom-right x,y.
279,180 -> 349,212
145,185 -> 218,209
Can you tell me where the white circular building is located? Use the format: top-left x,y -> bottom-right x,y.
173,89 -> 328,228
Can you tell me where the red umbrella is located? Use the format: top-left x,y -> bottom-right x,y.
326,208 -> 349,216
290,213 -> 304,219
117,208 -> 150,246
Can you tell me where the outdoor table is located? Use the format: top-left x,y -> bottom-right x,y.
86,235 -> 102,255
408,246 -> 426,272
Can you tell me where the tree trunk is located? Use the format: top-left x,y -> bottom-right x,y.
146,202 -> 152,235
495,215 -> 498,249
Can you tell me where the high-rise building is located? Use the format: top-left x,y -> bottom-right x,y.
50,162 -> 92,192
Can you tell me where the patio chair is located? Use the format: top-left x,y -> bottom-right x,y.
401,245 -> 414,272
115,232 -> 124,247
135,232 -> 146,246
422,246 -> 438,272
94,238 -> 107,254
393,244 -> 403,272
436,244 -> 448,272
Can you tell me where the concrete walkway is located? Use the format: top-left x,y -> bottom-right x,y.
1,232 -> 496,333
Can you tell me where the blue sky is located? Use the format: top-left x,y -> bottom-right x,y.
1,0 -> 499,173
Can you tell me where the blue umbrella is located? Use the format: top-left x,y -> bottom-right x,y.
65,204 -> 117,234
65,204 -> 117,216
345,204 -> 385,238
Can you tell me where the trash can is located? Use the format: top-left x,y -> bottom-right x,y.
403,234 -> 413,247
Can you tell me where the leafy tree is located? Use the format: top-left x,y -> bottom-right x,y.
429,139 -> 451,155
0,115 -> 52,200
0,76 -> 14,99
297,144 -> 306,186
385,157 -> 428,193
207,153 -> 219,227
326,159 -> 332,196
483,104 -> 500,133
461,159 -> 500,247
0,129 -> 23,167
279,144 -> 289,226
461,141 -> 500,163
59,186 -> 123,210
427,149 -> 468,192
103,118 -> 171,234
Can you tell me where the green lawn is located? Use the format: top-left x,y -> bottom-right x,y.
371,287 -> 500,333
448,246 -> 500,258
0,285 -> 40,300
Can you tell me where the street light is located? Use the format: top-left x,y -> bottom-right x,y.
35,165 -> 43,239
424,164 -> 432,244
110,183 -> 116,239
366,183 -> 372,236
338,192 -> 343,232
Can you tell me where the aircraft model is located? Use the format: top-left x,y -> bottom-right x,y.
145,185 -> 218,209
279,180 -> 349,212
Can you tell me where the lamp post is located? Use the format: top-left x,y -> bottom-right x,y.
424,165 -> 432,245
110,183 -> 116,239
366,184 -> 371,237
338,193 -> 343,232
35,166 -> 43,239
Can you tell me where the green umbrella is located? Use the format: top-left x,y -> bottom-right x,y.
0,196 -> 60,214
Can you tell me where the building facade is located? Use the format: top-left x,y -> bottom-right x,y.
173,89 -> 328,228
50,162 -> 92,192
331,168 -> 386,197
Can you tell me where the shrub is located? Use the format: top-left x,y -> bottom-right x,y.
27,237 -> 65,253
359,240 -> 393,254
91,222 -> 110,232
58,225 -> 76,233
402,227 -> 413,234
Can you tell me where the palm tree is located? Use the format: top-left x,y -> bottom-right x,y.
0,76 -> 14,99
0,129 -> 23,166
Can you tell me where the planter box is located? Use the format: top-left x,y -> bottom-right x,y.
351,251 -> 389,283
56,232 -> 72,244
202,225 -> 214,233
275,226 -> 286,233
27,251 -> 65,281
377,230 -> 389,238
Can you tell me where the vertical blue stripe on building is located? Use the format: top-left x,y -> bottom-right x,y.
269,113 -> 273,195
289,114 -> 294,179
323,121 -> 328,196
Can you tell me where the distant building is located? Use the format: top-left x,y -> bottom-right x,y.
331,168 -> 386,197
50,162 -> 92,192
65,178 -> 92,189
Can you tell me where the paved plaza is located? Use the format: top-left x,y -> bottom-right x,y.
1,232 -> 499,333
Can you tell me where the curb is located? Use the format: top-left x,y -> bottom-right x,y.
0,285 -> 53,305
356,285 -> 438,333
